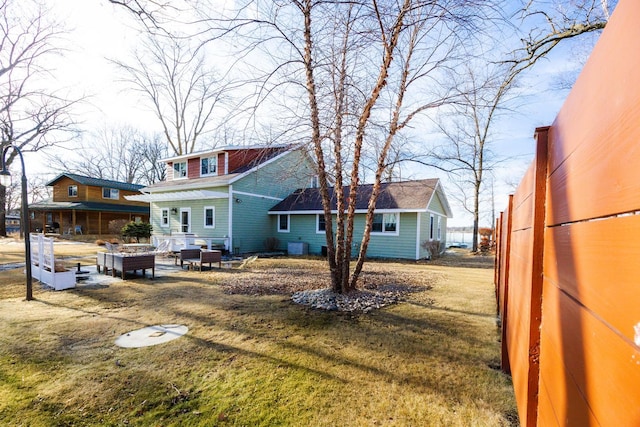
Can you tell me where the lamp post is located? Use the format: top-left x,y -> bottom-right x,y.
0,144 -> 33,301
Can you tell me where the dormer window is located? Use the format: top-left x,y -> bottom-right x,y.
173,161 -> 187,179
201,156 -> 217,176
102,188 -> 119,200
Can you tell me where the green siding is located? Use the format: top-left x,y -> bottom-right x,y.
364,213 -> 417,259
150,187 -> 230,238
276,214 -> 327,254
417,211 -> 448,259
185,197 -> 230,237
232,150 -> 315,199
418,211 -> 431,259
230,150 -> 315,253
428,191 -> 448,216
231,196 -> 284,253
280,212 -> 419,259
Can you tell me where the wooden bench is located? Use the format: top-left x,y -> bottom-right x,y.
182,250 -> 222,271
176,248 -> 202,268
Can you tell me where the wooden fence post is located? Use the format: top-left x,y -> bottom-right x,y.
524,126 -> 549,426
500,195 -> 514,374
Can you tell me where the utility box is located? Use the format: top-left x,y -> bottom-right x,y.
287,242 -> 308,256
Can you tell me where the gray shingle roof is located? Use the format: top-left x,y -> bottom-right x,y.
46,173 -> 145,192
270,179 -> 442,212
29,200 -> 149,214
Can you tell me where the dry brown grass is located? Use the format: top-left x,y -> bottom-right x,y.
0,241 -> 516,426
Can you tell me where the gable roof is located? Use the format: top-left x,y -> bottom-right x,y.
269,179 -> 452,216
160,144 -> 291,168
46,173 -> 145,192
137,145 -> 306,194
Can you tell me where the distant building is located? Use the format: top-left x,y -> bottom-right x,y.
29,173 -> 149,235
5,214 -> 20,234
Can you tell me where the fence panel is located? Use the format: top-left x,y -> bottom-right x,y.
496,0 -> 640,425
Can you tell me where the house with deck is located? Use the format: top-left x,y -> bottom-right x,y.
125,144 -> 317,253
29,173 -> 150,235
127,143 -> 451,259
268,179 -> 452,260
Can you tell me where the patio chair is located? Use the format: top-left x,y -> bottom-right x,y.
151,239 -> 171,256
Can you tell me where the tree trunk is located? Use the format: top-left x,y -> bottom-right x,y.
472,180 -> 480,252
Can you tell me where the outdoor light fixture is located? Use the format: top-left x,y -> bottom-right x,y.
171,207 -> 178,215
0,144 -> 33,301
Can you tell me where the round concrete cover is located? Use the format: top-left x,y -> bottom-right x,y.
115,324 -> 188,348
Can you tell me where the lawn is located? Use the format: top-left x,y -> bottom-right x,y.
0,240 -> 517,426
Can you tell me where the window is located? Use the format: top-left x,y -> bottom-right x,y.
173,161 -> 187,179
372,213 -> 398,234
68,185 -> 78,197
180,208 -> 191,233
278,214 -> 290,232
161,208 -> 169,227
317,214 -> 326,232
437,216 -> 442,240
204,206 -> 215,228
102,187 -> 119,200
201,156 -> 217,176
310,175 -> 319,188
429,215 -> 435,240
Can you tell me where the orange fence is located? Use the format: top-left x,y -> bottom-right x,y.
495,1 -> 640,425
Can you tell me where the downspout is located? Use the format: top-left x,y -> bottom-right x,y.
228,184 -> 233,253
415,212 -> 421,260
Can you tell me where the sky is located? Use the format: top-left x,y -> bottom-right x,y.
23,0 -> 608,228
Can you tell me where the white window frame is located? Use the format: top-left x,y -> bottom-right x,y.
201,156 -> 217,177
277,214 -> 290,233
173,161 -> 187,179
371,213 -> 399,236
316,214 -> 326,233
429,214 -> 435,240
160,208 -> 169,228
437,216 -> 442,240
102,187 -> 119,200
68,185 -> 78,197
180,207 -> 191,233
204,206 -> 215,229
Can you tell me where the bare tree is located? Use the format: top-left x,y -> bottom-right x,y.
107,0 -> 617,289
507,0 -> 616,77
427,61 -> 517,252
186,0 -> 484,293
47,125 -> 167,185
0,0 -> 81,236
112,35 -> 227,156
408,0 -> 617,252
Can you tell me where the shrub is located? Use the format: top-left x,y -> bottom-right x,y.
264,237 -> 280,252
108,219 -> 129,236
121,222 -> 153,243
421,240 -> 444,260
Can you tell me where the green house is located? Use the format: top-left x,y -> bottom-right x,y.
126,144 -> 317,254
268,179 -> 452,260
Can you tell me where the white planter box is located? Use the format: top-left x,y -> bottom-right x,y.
29,234 -> 76,291
31,266 -> 76,290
